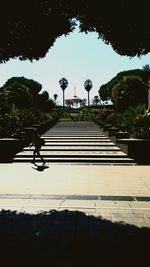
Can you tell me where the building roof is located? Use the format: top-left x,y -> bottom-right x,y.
66,95 -> 82,102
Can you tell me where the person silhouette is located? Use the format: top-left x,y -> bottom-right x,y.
30,130 -> 46,165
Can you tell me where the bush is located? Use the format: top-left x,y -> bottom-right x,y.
122,105 -> 150,139
132,112 -> 150,139
0,108 -> 53,137
111,76 -> 148,111
105,111 -> 123,127
95,108 -> 115,122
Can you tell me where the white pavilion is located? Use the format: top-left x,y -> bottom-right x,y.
65,87 -> 86,108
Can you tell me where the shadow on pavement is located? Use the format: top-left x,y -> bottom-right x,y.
32,163 -> 49,172
0,209 -> 149,267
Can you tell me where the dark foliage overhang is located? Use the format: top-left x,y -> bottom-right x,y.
0,0 -> 150,62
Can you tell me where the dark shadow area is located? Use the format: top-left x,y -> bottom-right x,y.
32,163 -> 49,172
0,210 -> 149,267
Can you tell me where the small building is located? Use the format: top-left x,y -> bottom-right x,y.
65,95 -> 83,108
65,86 -> 86,108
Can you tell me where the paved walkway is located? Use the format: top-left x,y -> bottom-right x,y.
0,163 -> 150,227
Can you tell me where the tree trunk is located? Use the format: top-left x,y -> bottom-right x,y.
63,90 -> 65,107
88,91 -> 90,106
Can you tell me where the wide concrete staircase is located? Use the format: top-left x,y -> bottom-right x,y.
13,121 -> 136,165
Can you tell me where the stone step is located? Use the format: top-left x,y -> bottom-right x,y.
43,141 -> 114,144
44,132 -> 104,134
24,146 -> 121,151
46,130 -> 101,132
43,132 -> 103,134
43,131 -> 104,134
47,129 -> 100,132
42,135 -> 108,139
15,151 -> 128,157
12,121 -> 136,165
35,142 -> 117,148
32,143 -> 116,146
13,156 -> 135,164
43,139 -> 109,142
43,135 -> 105,137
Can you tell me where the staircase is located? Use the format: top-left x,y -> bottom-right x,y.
13,121 -> 136,165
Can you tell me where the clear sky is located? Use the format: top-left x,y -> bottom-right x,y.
0,24 -> 150,105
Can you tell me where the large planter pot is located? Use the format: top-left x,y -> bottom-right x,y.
0,138 -> 21,162
116,138 -> 150,164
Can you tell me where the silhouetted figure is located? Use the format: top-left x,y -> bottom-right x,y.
30,130 -> 46,165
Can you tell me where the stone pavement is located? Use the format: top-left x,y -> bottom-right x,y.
0,163 -> 150,227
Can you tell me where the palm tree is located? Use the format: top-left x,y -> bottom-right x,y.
59,78 -> 68,107
142,64 -> 150,71
53,93 -> 58,103
84,79 -> 93,106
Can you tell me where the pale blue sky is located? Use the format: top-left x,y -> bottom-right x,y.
0,25 -> 150,105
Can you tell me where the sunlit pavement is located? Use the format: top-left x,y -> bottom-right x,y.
0,163 -> 150,227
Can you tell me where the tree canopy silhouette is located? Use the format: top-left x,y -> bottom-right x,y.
0,76 -> 55,112
99,69 -> 150,110
0,0 -> 150,63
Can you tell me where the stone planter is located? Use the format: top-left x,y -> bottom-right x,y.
102,124 -> 112,131
103,126 -> 118,140
115,131 -> 130,139
108,127 -> 120,136
0,138 -> 21,162
120,124 -> 128,131
38,122 -> 48,133
32,124 -> 42,134
110,131 -> 130,143
116,138 -> 150,164
47,118 -> 58,129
